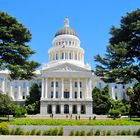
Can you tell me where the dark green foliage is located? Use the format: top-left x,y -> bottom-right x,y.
75,130 -> 80,136
36,130 -> 42,135
95,129 -> 101,136
0,94 -> 16,118
30,129 -> 36,135
92,86 -> 111,114
0,11 -> 40,80
127,83 -> 140,116
108,109 -> 121,119
95,9 -> 140,83
14,106 -> 27,118
106,130 -> 112,136
80,129 -> 86,136
69,130 -> 74,136
14,127 -> 25,135
25,83 -> 41,114
136,128 -> 140,136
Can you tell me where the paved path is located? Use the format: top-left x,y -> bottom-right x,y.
0,136 -> 140,140
9,125 -> 140,135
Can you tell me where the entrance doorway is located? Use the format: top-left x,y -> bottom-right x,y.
47,104 -> 52,114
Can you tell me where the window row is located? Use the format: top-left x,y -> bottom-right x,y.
49,52 -> 83,61
50,91 -> 83,99
54,41 -> 79,46
50,81 -> 82,88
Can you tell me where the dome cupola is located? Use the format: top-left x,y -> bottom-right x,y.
55,18 -> 77,37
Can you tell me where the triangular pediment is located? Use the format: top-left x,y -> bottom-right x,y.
43,62 -> 90,73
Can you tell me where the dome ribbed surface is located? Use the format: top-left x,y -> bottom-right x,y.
55,27 -> 77,37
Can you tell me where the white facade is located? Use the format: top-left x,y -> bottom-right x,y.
0,18 -> 135,114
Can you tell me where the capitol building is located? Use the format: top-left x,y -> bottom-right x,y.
0,18 -> 135,115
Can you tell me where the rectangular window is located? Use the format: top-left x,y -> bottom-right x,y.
80,91 -> 82,98
123,85 -> 125,89
75,82 -> 77,87
51,91 -> 53,98
64,92 -> 69,98
80,82 -> 82,87
51,81 -> 54,87
56,91 -> 58,98
56,81 -> 58,87
115,85 -> 117,89
74,92 -> 77,98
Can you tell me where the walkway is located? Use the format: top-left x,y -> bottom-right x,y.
0,136 -> 140,140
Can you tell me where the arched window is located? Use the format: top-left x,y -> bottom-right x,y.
69,41 -> 71,45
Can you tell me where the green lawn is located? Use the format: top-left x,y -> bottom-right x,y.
10,118 -> 140,126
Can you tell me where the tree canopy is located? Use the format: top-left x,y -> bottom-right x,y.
0,11 -> 40,79
95,9 -> 140,83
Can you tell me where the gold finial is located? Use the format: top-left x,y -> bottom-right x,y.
64,18 -> 69,27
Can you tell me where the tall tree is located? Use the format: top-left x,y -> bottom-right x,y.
127,83 -> 140,117
25,83 -> 41,114
92,86 -> 111,114
94,9 -> 140,83
0,11 -> 40,79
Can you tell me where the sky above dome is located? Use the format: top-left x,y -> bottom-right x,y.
0,0 -> 140,70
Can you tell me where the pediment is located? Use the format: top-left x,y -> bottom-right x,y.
43,62 -> 90,73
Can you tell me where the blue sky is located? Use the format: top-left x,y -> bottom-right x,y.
0,0 -> 140,70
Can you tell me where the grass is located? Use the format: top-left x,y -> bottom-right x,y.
10,118 -> 140,126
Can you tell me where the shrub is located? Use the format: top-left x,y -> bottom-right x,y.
58,127 -> 63,136
42,130 -> 48,136
14,106 -> 27,118
106,130 -> 111,136
121,130 -> 127,135
9,128 -> 15,135
14,127 -> 25,135
69,130 -> 74,136
75,130 -> 80,136
51,128 -> 58,135
95,129 -> 101,136
127,130 -> 132,135
30,129 -> 36,135
108,109 -> 121,119
80,129 -> 86,136
36,130 -> 42,135
117,130 -> 121,135
0,122 -> 9,135
25,131 -> 30,135
136,128 -> 140,136
102,130 -> 106,136
87,128 -> 94,136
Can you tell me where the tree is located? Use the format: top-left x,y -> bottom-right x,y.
127,83 -> 140,117
25,83 -> 41,114
92,86 -> 111,114
94,9 -> 140,83
0,94 -> 16,120
0,11 -> 40,80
